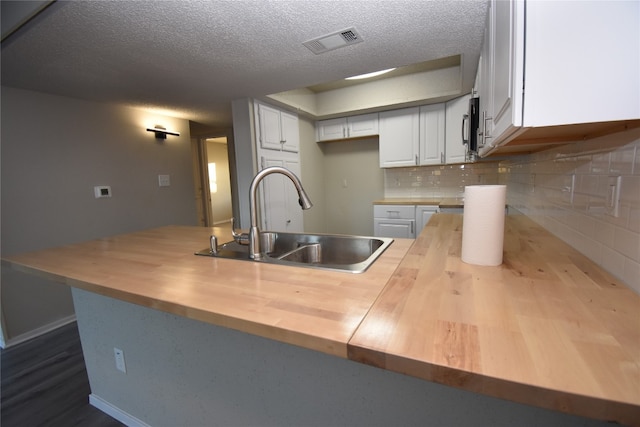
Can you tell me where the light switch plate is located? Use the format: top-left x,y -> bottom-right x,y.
158,174 -> 171,187
94,186 -> 112,198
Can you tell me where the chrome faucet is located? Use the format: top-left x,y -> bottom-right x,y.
249,166 -> 313,259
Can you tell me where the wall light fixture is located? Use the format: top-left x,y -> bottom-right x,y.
146,126 -> 180,139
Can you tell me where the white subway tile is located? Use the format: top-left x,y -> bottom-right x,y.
623,258 -> 640,294
601,246 -> 626,277
614,227 -> 640,262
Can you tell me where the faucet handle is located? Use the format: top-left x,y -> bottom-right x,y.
209,235 -> 218,255
231,217 -> 249,245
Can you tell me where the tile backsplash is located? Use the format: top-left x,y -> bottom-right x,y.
384,162 -> 500,199
383,127 -> 640,293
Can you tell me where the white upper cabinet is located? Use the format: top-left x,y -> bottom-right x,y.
379,107 -> 420,168
445,94 -> 471,164
379,105 -> 446,168
419,104 -> 445,166
478,0 -> 640,156
316,113 -> 379,141
256,102 -> 300,153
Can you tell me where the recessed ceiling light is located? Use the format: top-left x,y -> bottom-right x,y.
345,68 -> 396,80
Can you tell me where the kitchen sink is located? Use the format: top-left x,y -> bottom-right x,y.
195,231 -> 393,273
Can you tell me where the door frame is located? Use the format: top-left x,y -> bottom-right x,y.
191,130 -> 237,228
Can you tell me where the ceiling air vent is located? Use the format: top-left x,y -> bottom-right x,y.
303,27 -> 363,55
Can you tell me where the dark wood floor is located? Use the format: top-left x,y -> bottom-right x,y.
1,321 -> 125,427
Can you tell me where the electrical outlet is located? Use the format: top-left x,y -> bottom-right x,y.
114,348 -> 127,373
606,176 -> 622,217
158,174 -> 171,187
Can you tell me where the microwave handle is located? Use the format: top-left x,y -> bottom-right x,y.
461,113 -> 469,145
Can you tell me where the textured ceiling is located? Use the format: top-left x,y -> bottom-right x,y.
1,0 -> 488,129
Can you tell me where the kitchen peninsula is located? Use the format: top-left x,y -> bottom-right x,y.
3,214 -> 638,426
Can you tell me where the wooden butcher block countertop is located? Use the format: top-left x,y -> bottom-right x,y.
2,225 -> 413,358
3,215 -> 639,425
349,214 -> 640,426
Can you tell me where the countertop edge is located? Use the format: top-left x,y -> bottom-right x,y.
346,343 -> 639,425
347,214 -> 640,427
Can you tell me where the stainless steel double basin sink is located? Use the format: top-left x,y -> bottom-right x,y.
196,231 -> 393,273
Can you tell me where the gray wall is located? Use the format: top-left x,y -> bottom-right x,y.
73,288 -> 610,427
1,86 -> 197,344
230,98 -> 256,229
321,137 -> 383,236
298,116 -> 327,234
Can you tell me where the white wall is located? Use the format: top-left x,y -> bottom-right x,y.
298,116 -> 326,234
0,86 -> 198,344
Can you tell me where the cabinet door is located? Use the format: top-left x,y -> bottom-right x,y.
477,6 -> 492,151
347,113 -> 379,138
280,111 -> 300,153
487,0 -> 524,144
379,107 -> 420,168
415,206 -> 438,234
445,95 -> 470,164
419,104 -> 445,166
316,118 -> 347,141
257,103 -> 284,150
259,156 -> 303,232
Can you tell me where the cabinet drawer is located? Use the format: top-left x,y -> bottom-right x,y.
373,205 -> 415,219
374,218 -> 415,239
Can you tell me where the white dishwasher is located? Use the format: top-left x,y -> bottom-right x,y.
373,205 -> 416,238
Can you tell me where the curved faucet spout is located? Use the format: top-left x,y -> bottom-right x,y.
249,166 -> 313,259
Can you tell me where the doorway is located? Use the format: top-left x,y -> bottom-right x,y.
192,134 -> 236,228
205,137 -> 233,225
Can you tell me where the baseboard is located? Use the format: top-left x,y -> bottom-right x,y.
2,314 -> 77,349
89,394 -> 151,427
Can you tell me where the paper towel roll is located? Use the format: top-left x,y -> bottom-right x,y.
461,185 -> 506,266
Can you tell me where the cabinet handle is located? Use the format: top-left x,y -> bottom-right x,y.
343,128 -> 346,138
480,111 -> 492,148
415,154 -> 418,165
411,221 -> 414,235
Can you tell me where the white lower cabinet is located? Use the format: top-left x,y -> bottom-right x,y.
416,205 -> 439,234
374,205 -> 416,238
374,204 -> 440,238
